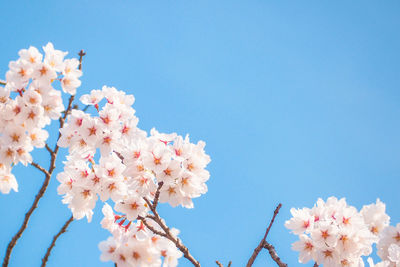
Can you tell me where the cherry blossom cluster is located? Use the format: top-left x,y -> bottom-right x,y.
0,43 -> 81,194
99,204 -> 182,267
374,223 -> 400,266
285,197 -> 391,267
57,86 -> 210,221
56,86 -> 210,265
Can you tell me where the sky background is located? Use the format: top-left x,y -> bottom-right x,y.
1,1 -> 400,266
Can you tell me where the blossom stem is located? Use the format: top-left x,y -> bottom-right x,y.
1,50 -> 85,267
41,215 -> 74,267
246,203 -> 282,267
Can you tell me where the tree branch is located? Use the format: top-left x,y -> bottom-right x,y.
30,162 -> 49,176
152,181 -> 163,210
45,144 -> 53,154
216,260 -> 232,267
263,242 -> 287,267
41,216 -> 74,267
2,50 -> 85,267
0,80 -> 6,86
246,203 -> 282,267
143,192 -> 201,267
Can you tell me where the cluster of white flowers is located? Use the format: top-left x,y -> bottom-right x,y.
56,85 -> 211,221
286,197 -> 392,267
374,223 -> 400,267
99,204 -> 182,267
56,86 -> 210,265
0,43 -> 81,194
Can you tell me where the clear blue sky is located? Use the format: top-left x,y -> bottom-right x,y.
0,1 -> 399,266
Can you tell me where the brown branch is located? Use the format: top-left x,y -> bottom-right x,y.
0,80 -> 6,86
263,242 -> 287,267
216,260 -> 232,267
41,216 -> 74,267
143,194 -> 201,267
2,50 -> 85,267
152,181 -> 163,209
314,263 -> 318,267
45,144 -> 53,154
246,203 -> 282,267
30,162 -> 49,176
138,216 -> 167,238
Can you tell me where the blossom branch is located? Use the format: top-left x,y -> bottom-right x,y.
30,162 -> 49,176
246,203 -> 282,267
137,216 -> 167,238
41,215 -> 74,267
143,192 -> 201,267
2,50 -> 85,267
263,242 -> 287,267
152,181 -> 163,210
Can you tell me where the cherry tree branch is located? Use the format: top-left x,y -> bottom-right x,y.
30,162 -> 49,176
246,203 -> 282,267
216,260 -> 232,267
142,183 -> 201,267
0,80 -> 6,86
2,50 -> 85,267
41,216 -> 74,267
45,144 -> 53,154
263,242 -> 287,267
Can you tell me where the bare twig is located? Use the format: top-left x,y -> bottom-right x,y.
143,183 -> 200,267
216,260 -> 232,267
246,203 -> 282,267
45,144 -> 53,154
263,242 -> 287,267
30,162 -> 49,176
2,50 -> 85,267
41,216 -> 74,267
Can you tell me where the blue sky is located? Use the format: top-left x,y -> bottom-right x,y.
1,1 -> 400,266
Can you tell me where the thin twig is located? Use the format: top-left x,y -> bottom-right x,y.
45,144 -> 53,154
246,203 -> 282,267
143,184 -> 200,267
0,80 -> 6,86
216,261 -> 223,267
263,242 -> 287,267
314,263 -> 318,267
152,181 -> 163,210
2,50 -> 85,267
138,216 -> 167,238
30,162 -> 49,176
228,261 -> 232,267
41,216 -> 74,267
